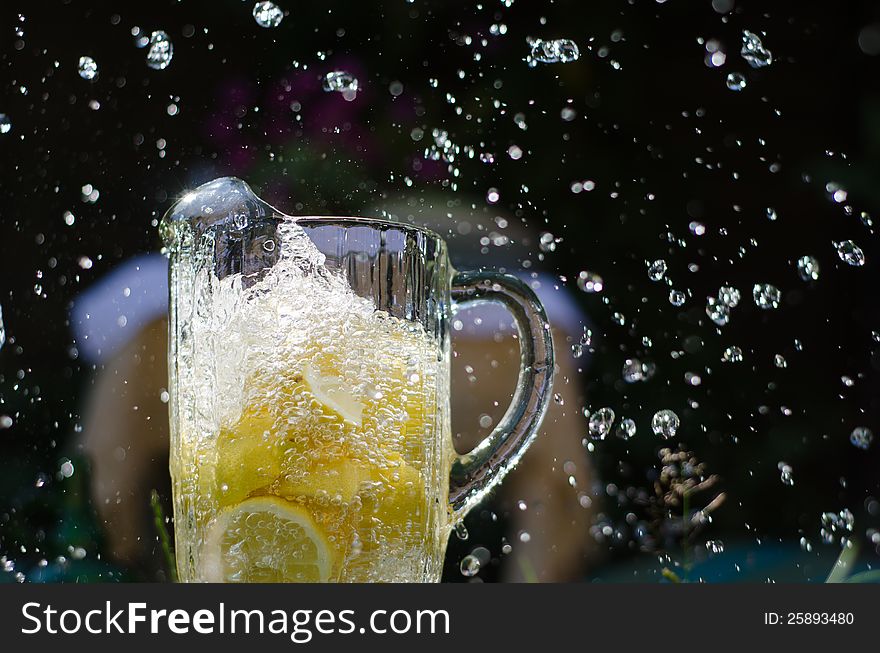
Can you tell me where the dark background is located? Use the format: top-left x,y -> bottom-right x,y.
1,0 -> 879,582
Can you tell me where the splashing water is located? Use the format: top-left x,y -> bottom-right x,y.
253,1 -> 284,28
526,37 -> 580,66
741,30 -> 773,68
588,407 -> 615,440
77,56 -> 98,80
796,255 -> 820,281
146,30 -> 173,70
834,240 -> 865,267
752,283 -> 781,310
651,409 -> 679,439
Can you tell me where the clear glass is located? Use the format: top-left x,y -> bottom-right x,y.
160,178 -> 554,582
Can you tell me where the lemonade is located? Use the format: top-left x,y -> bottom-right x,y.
167,216 -> 451,582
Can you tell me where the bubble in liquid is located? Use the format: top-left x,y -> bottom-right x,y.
253,1 -> 284,28
146,30 -> 173,70
77,56 -> 98,80
647,259 -> 667,281
741,30 -> 773,68
588,407 -> 616,440
323,70 -> 359,94
576,270 -> 604,293
616,418 -> 636,440
706,297 -> 730,326
0,114 -> 11,134
726,71 -> 747,91
834,240 -> 865,267
669,289 -> 686,306
752,283 -> 781,309
718,285 -> 741,308
721,345 -> 743,363
849,426 -> 874,450
651,409 -> 680,439
778,461 -> 794,486
526,37 -> 580,66
796,255 -> 820,281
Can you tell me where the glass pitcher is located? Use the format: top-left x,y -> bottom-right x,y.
160,178 -> 554,582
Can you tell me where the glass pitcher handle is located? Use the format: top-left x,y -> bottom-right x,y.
448,270 -> 555,523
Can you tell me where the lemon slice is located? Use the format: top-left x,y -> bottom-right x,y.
303,362 -> 363,426
200,497 -> 333,582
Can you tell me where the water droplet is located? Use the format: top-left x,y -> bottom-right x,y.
778,461 -> 794,486
765,206 -> 777,221
669,289 -> 686,306
622,358 -> 656,383
796,255 -> 820,281
262,239 -> 276,253
253,1 -> 284,28
820,509 -> 854,546
0,114 -> 11,135
705,540 -> 725,554
526,37 -> 580,66
0,415 -> 12,429
77,56 -> 98,80
706,297 -> 730,326
615,418 -> 636,440
651,409 -> 680,439
453,521 -> 469,540
718,285 -> 741,308
849,426 -> 874,450
486,188 -> 500,204
146,30 -> 173,70
722,345 -> 743,363
834,240 -> 865,266
647,259 -> 667,281
588,407 -> 615,440
800,537 -> 813,552
576,270 -> 604,293
741,30 -> 773,68
774,354 -> 787,368
59,459 -> 75,479
323,70 -> 359,95
538,231 -> 558,252
726,71 -> 747,91
0,303 -> 5,351
752,283 -> 781,309
459,554 -> 481,577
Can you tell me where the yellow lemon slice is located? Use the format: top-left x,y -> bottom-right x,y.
303,362 -> 363,426
200,497 -> 334,582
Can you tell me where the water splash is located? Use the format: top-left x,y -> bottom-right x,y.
718,285 -> 741,308
253,1 -> 284,28
146,30 -> 173,70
